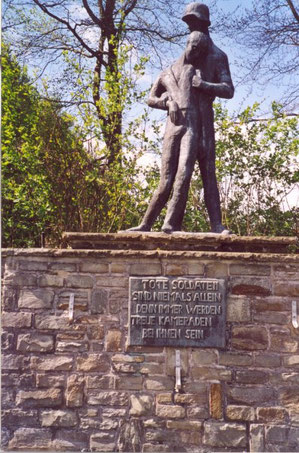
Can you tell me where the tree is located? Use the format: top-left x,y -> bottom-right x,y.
3,0 -> 186,163
215,0 -> 299,110
181,102 -> 298,236
2,43 -> 159,246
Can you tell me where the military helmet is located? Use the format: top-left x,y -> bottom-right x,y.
182,3 -> 211,26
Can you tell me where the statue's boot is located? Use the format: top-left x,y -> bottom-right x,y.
127,224 -> 151,232
211,223 -> 231,235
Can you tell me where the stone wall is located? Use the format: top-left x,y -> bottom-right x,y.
2,242 -> 299,452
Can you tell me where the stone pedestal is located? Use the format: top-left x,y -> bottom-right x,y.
2,234 -> 298,452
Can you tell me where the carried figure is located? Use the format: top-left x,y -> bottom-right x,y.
130,2 -> 234,234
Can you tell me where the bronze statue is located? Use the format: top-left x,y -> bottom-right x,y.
129,3 -> 234,234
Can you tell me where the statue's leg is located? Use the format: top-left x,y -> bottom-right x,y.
162,127 -> 198,233
198,116 -> 230,234
128,121 -> 184,232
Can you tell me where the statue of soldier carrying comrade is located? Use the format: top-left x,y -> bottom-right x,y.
129,2 -> 234,234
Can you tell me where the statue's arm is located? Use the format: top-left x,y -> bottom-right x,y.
193,54 -> 234,99
147,74 -> 170,110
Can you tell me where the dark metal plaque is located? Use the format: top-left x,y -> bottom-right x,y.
128,277 -> 226,348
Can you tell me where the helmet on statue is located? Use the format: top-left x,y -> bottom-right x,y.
182,3 -> 211,26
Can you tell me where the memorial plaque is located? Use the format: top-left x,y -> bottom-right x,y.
128,277 -> 226,348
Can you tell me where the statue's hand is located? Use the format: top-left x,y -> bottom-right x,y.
192,74 -> 204,89
167,100 -> 180,124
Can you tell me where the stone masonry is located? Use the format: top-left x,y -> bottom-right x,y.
1,236 -> 299,452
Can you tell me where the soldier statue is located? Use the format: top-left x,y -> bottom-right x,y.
129,3 -> 234,234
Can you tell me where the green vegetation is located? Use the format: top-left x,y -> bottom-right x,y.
2,44 -> 298,247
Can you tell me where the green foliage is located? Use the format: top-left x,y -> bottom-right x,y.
2,44 -> 298,246
182,102 -> 298,236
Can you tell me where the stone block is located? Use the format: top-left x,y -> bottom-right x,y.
192,349 -> 218,365
186,261 -> 204,275
179,430 -> 201,445
156,405 -> 185,419
38,275 -> 64,287
110,262 -> 127,273
2,354 -> 23,371
112,353 -> 144,363
206,262 -> 228,278
91,289 -> 108,314
187,406 -> 209,419
80,261 -> 109,273
52,430 -> 88,451
235,369 -> 269,384
36,374 -> 66,388
65,274 -> 94,288
130,394 -> 153,416
255,353 -> 281,367
113,362 -> 140,373
209,383 -> 222,419
57,290 -> 88,311
257,407 -> 288,422
231,325 -> 269,350
89,441 -> 115,452
35,314 -> 71,330
1,332 -> 14,351
56,341 -> 88,352
145,376 -> 174,391
8,428 -> 52,450
253,297 -> 291,312
143,443 -> 172,452
191,366 -> 232,381
265,424 -> 288,443
226,405 -> 255,421
2,373 -> 35,388
49,262 -> 77,272
96,276 -> 128,287
19,260 -> 48,271
227,386 -> 275,405
87,375 -> 115,389
231,277 -> 271,296
31,356 -> 73,371
105,329 -> 122,351
166,349 -> 188,376
5,272 -> 37,287
273,281 -> 299,297
164,263 -> 186,275
139,363 -> 164,374
279,386 -> 299,417
16,389 -> 62,408
66,375 -> 84,407
130,262 -> 162,276
145,430 -> 170,443
283,355 -> 299,367
219,352 -> 253,367
156,393 -> 173,404
2,409 -> 39,427
174,392 -> 207,405
18,288 -> 54,308
203,422 -> 247,448
254,311 -> 289,324
87,325 -> 105,340
102,408 -> 127,417
166,420 -> 202,431
230,263 -> 271,275
227,296 -> 251,322
17,333 -> 54,352
2,312 -> 32,328
87,391 -> 128,406
250,424 -> 265,452
77,353 -> 109,372
270,334 -> 298,353
41,410 -> 78,427
117,376 -> 143,390
2,287 -> 18,310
